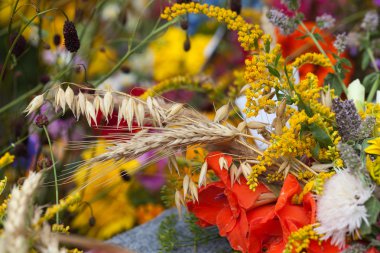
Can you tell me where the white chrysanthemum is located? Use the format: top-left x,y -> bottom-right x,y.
315,170 -> 372,248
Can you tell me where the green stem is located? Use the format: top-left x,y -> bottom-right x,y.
0,84 -> 43,114
299,21 -> 348,95
367,76 -> 380,103
0,8 -> 58,86
43,126 -> 60,224
0,134 -> 29,155
7,0 -> 20,37
93,18 -> 178,87
366,47 -> 380,73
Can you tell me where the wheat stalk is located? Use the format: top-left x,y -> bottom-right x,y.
0,172 -> 42,253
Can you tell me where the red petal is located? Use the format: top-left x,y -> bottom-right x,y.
225,210 -> 250,252
216,207 -> 237,236
187,181 -> 227,225
309,239 -> 341,253
275,175 -> 301,212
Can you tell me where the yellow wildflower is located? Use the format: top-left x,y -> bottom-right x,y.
365,138 -> 380,155
0,152 -> 15,169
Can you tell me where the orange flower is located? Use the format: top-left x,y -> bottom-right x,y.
188,152 -> 339,253
276,22 -> 352,87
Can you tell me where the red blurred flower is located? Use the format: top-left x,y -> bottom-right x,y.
276,22 -> 352,87
367,247 -> 380,253
188,152 -> 339,253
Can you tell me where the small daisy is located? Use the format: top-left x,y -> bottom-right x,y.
315,170 -> 373,248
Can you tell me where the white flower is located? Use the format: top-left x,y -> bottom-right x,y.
347,79 -> 365,109
101,3 -> 120,21
315,170 -> 373,248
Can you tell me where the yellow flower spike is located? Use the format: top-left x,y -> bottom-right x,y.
365,138 -> 380,155
37,193 -> 81,227
0,177 -> 7,195
284,224 -> 321,253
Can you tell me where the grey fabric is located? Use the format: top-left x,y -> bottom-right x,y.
108,208 -> 231,253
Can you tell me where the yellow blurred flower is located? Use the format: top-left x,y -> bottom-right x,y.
149,27 -> 211,81
366,155 -> 380,185
71,140 -> 141,239
365,138 -> 380,155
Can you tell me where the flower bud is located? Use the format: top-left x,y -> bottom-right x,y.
35,114 -> 49,128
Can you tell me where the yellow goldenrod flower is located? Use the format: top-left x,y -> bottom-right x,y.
284,224 -> 320,253
365,138 -> 380,155
0,177 -> 7,196
37,193 -> 81,227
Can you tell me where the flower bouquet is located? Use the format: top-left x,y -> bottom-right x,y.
1,0 -> 380,252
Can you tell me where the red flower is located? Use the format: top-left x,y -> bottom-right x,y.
188,152 -> 340,253
188,152 -> 272,252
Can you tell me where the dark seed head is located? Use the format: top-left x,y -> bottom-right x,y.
35,114 -> 49,128
176,0 -> 192,3
39,74 -> 50,84
230,0 -> 242,14
120,170 -> 131,182
9,32 -> 27,57
180,20 -> 189,30
53,34 -> 61,46
89,216 -> 96,227
63,21 -> 80,53
121,65 -> 130,74
183,35 -> 191,52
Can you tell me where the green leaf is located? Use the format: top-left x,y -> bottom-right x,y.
312,142 -> 320,158
324,73 -> 342,96
309,123 -> 333,148
360,196 -> 380,236
314,33 -> 325,42
363,73 -> 380,89
274,53 -> 281,67
362,51 -> 370,70
339,57 -> 352,68
366,196 -> 380,224
266,65 -> 281,79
